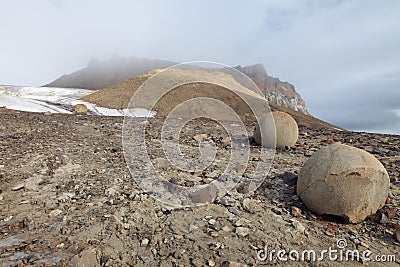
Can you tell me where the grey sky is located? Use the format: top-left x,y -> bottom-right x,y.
1,0 -> 400,134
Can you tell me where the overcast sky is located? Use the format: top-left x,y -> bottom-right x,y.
1,0 -> 399,134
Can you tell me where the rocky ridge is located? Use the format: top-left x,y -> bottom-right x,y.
234,64 -> 308,114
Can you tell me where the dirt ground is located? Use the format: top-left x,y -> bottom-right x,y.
0,108 -> 399,266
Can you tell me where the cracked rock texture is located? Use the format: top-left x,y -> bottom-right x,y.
297,143 -> 390,223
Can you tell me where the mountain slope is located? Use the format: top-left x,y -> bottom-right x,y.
81,68 -> 342,130
45,56 -> 176,90
81,68 -> 268,119
46,57 -> 308,114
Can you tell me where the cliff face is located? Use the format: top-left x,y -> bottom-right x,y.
235,64 -> 308,114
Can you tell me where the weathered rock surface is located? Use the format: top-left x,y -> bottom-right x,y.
272,111 -> 298,148
235,64 -> 308,114
253,113 -> 275,148
297,143 -> 390,223
254,111 -> 298,149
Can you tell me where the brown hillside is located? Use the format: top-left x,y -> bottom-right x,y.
82,69 -> 343,130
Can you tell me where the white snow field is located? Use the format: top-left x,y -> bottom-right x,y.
0,86 -> 155,117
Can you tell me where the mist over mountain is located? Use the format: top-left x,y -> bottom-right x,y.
45,56 -> 176,90
46,57 -> 308,114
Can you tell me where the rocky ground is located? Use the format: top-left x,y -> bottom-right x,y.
0,107 -> 399,266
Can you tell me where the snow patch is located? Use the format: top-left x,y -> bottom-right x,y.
0,86 -> 155,117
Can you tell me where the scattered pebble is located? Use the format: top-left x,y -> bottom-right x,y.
235,227 -> 249,237
12,184 -> 25,191
49,209 -> 62,217
396,230 -> 400,243
193,134 -> 208,142
141,238 -> 150,247
208,219 -> 216,225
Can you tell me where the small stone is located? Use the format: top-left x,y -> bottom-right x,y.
325,223 -> 337,237
387,209 -> 396,219
395,230 -> 400,243
209,242 -> 222,250
291,206 -> 302,217
271,207 -> 282,215
282,172 -> 298,186
236,165 -> 246,174
189,185 -> 217,204
242,198 -> 261,213
153,158 -> 170,169
4,215 -> 13,222
326,139 -> 334,144
202,178 -> 213,184
25,175 -> 45,191
12,183 -> 25,191
141,238 -> 150,247
260,180 -> 272,188
234,218 -> 250,227
236,184 -> 250,194
222,137 -> 231,146
380,213 -> 389,224
371,148 -> 385,155
70,248 -> 98,267
0,195 -> 3,201
100,256 -> 110,265
227,207 -> 240,216
222,225 -> 232,232
140,250 -> 154,263
235,227 -> 249,237
49,209 -> 62,217
222,261 -> 247,267
385,229 -> 394,235
208,258 -> 216,266
208,219 -> 216,225
291,219 -> 305,235
193,134 -> 208,142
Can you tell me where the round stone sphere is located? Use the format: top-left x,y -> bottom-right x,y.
254,111 -> 298,149
297,143 -> 389,223
73,104 -> 88,115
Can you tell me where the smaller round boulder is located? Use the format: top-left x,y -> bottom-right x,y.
297,143 -> 389,223
254,111 -> 298,149
73,104 -> 88,115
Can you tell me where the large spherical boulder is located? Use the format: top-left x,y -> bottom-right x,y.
254,111 -> 298,149
297,143 -> 389,223
253,113 -> 275,148
73,104 -> 88,115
